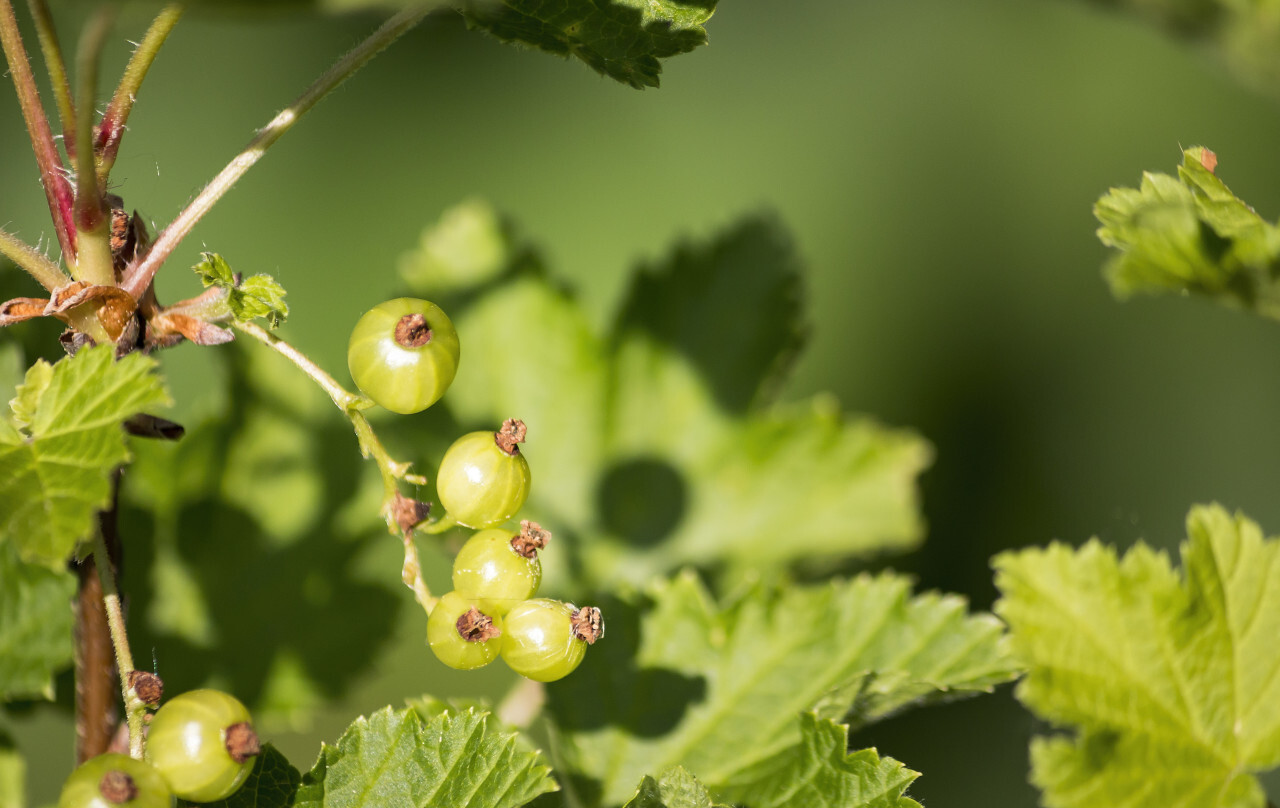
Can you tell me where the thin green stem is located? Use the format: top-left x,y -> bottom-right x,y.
0,226 -> 70,291
121,4 -> 434,300
70,5 -> 115,288
91,530 -> 146,759
96,3 -> 183,181
26,0 -> 76,167
0,0 -> 76,260
233,320 -> 440,608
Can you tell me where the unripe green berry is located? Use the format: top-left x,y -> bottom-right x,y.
348,298 -> 460,414
452,521 -> 549,614
146,689 -> 259,803
59,754 -> 171,808
436,419 -> 531,528
427,591 -> 505,670
501,599 -> 603,682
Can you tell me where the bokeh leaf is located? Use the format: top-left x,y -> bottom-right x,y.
717,714 -> 921,808
0,740 -> 22,808
546,571 -> 1018,806
0,543 -> 75,700
622,767 -> 726,808
994,504 -> 1280,808
1095,147 -> 1280,319
443,213 -> 930,586
295,706 -> 556,808
0,345 -> 169,568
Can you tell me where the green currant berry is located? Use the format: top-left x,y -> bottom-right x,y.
452,520 -> 550,613
59,754 -> 171,808
348,298 -> 460,414
501,600 -> 604,683
146,689 -> 260,803
427,591 -> 505,669
436,418 -> 531,528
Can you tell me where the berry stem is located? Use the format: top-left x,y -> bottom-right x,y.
91,519 -> 147,759
95,3 -> 184,181
0,0 -> 77,261
121,4 -> 434,300
232,321 -> 441,605
26,0 -> 77,168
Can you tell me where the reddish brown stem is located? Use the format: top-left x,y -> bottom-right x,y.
75,472 -> 123,763
0,0 -> 76,260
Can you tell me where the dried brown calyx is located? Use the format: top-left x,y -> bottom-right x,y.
98,770 -> 138,804
127,670 -> 164,706
456,607 -> 502,643
494,418 -> 527,455
510,520 -> 551,559
392,493 -> 432,534
224,721 -> 261,764
571,606 -> 605,645
394,313 -> 432,348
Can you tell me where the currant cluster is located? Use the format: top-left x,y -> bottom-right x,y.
346,298 -> 604,681
428,520 -> 605,681
58,689 -> 259,807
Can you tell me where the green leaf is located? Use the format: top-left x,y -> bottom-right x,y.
1095,147 -> 1280,320
178,745 -> 300,808
717,714 -> 921,808
0,345 -> 170,568
399,198 -> 512,295
445,215 -> 930,584
455,0 -> 718,89
0,543 -> 75,699
546,572 -> 1018,805
194,252 -> 289,328
993,503 -> 1280,808
8,359 -> 51,430
623,767 -> 727,808
295,706 -> 556,808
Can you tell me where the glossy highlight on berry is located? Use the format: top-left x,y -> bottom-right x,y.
500,598 -> 601,682
452,521 -> 548,612
347,298 -> 460,414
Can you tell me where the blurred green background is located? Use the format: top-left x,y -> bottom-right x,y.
6,0 -> 1280,804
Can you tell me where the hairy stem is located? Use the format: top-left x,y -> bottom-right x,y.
26,0 -> 76,167
96,3 -> 183,180
91,526 -> 147,759
233,320 -> 439,606
0,226 -> 70,291
122,5 -> 434,300
0,0 -> 76,260
70,6 -> 115,288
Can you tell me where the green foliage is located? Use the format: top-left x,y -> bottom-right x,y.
399,198 -> 512,294
0,545 -> 75,700
542,571 -> 1017,805
717,715 -> 921,808
455,0 -> 718,89
431,212 -> 932,586
294,706 -> 556,808
623,768 -> 726,808
0,741 -> 20,808
0,345 -> 170,568
194,253 -> 290,329
994,504 -> 1280,808
1095,146 -> 1280,319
